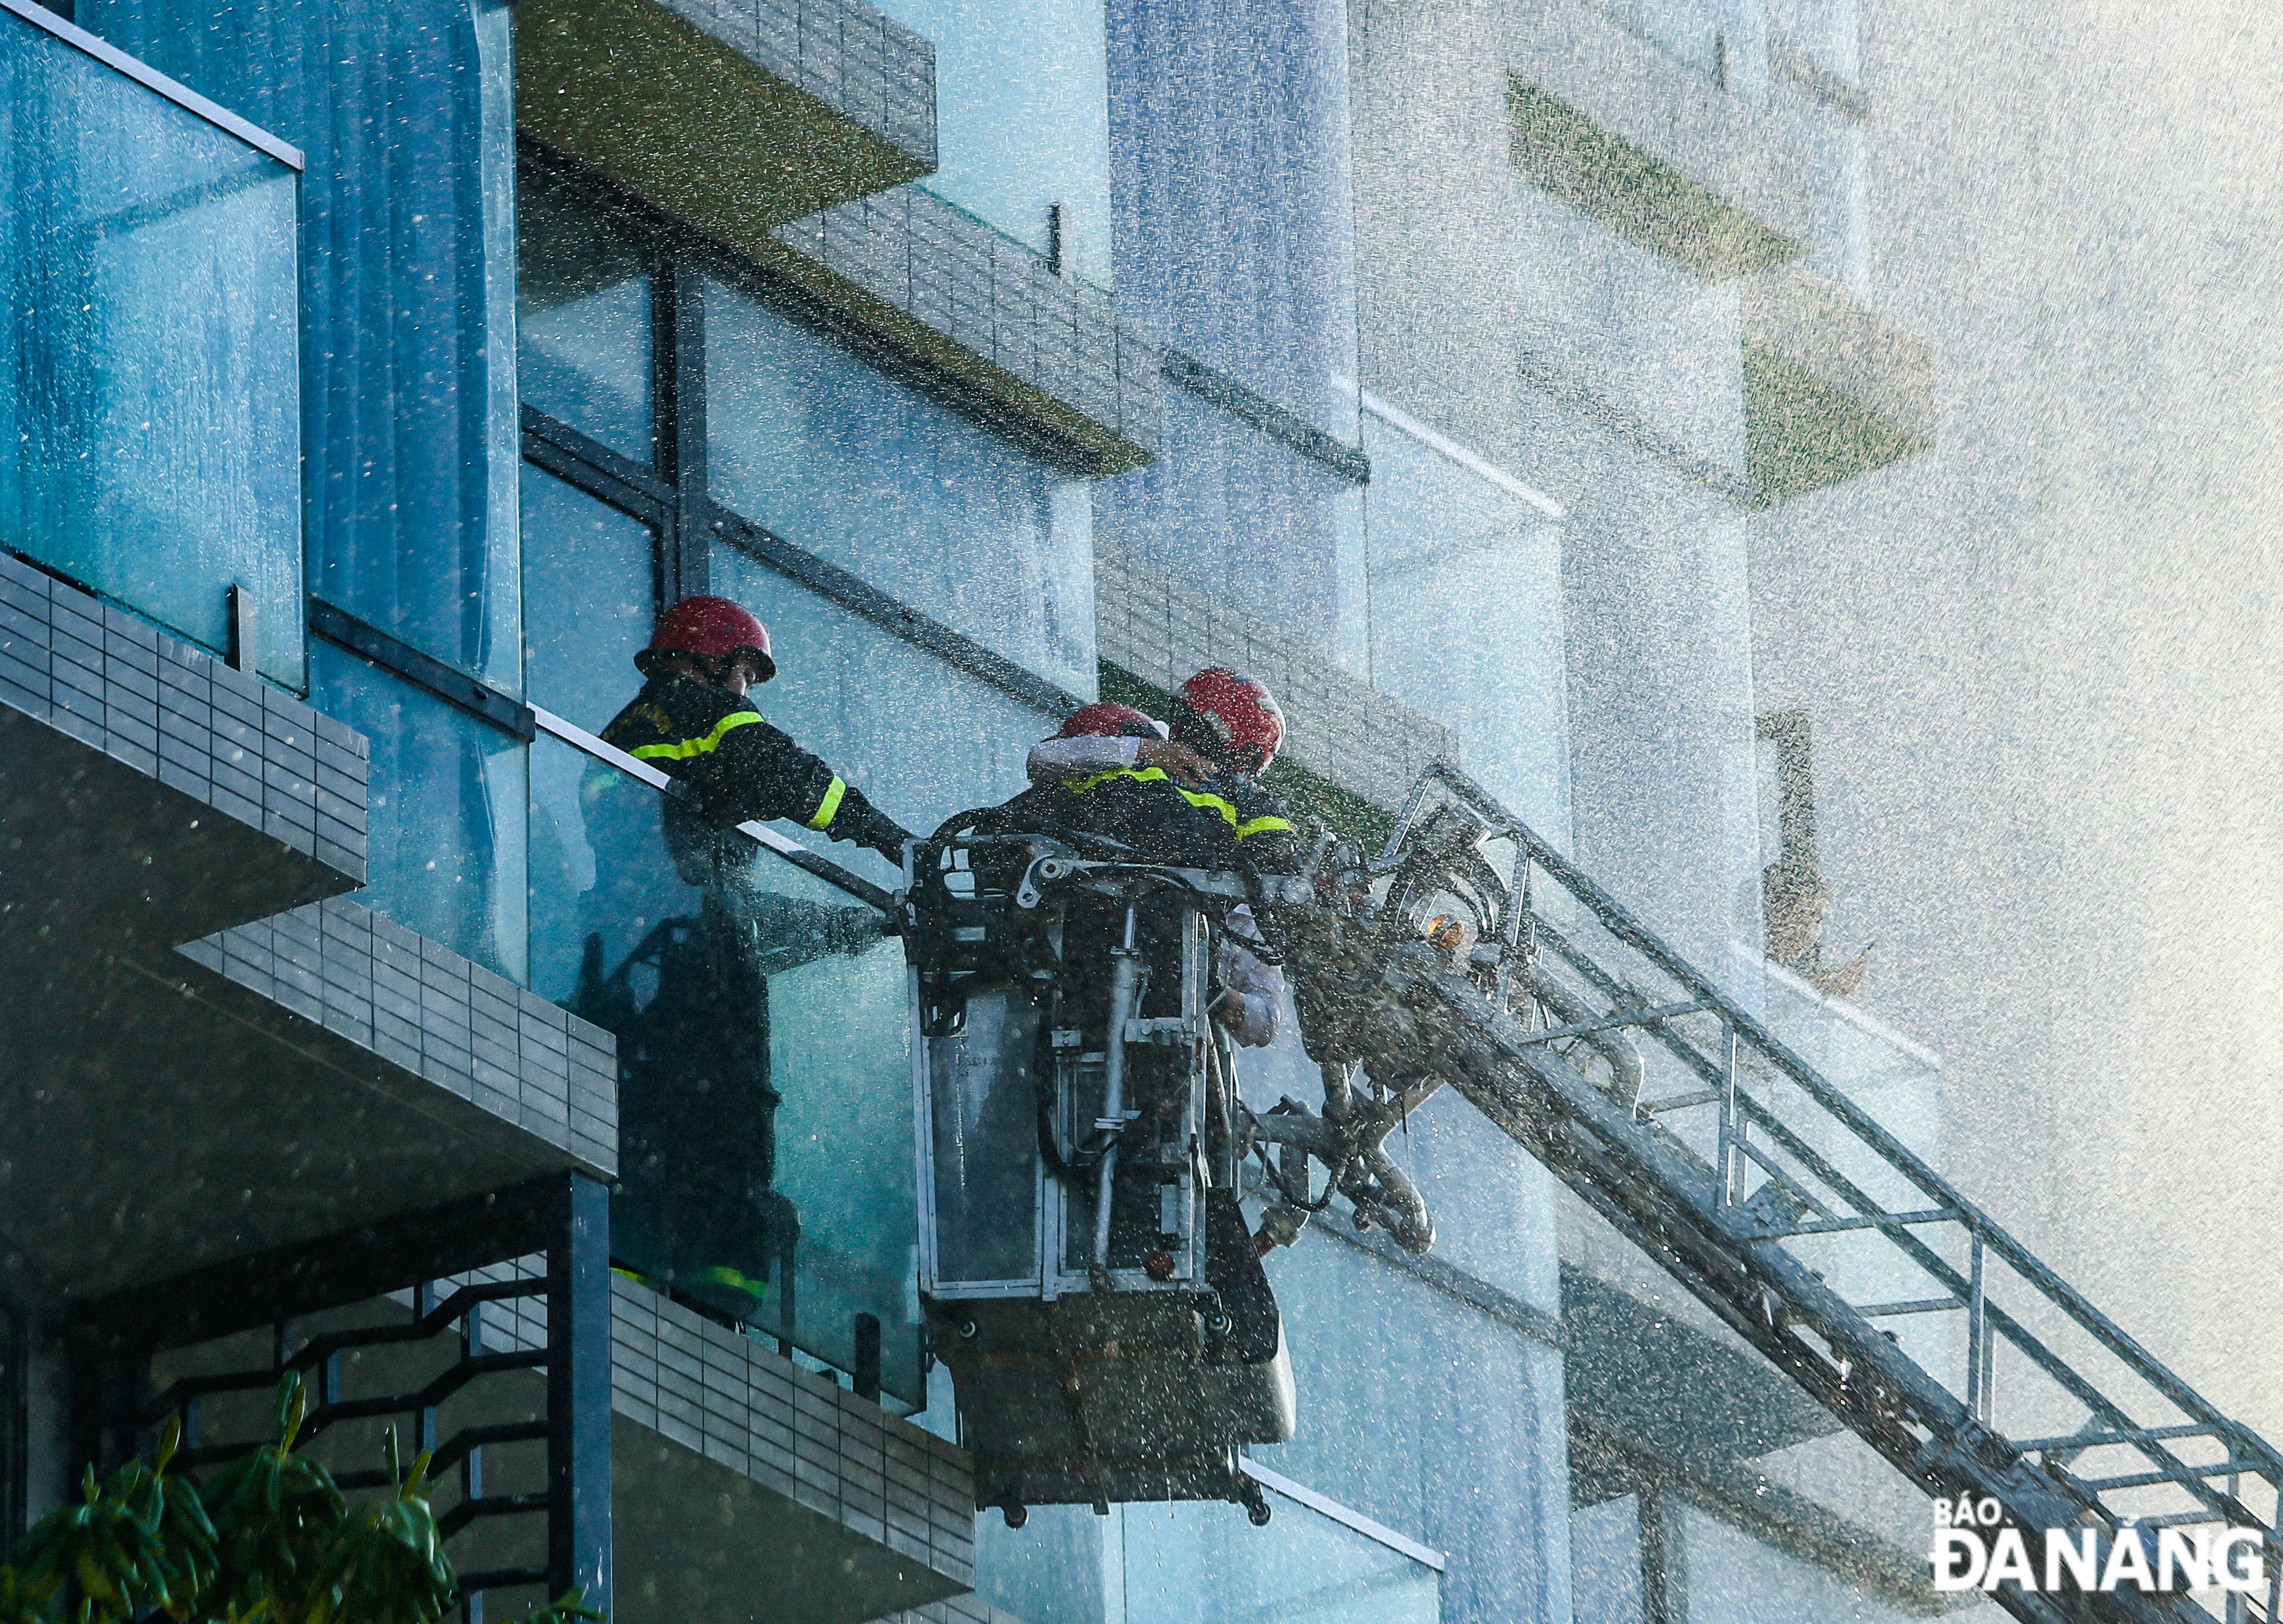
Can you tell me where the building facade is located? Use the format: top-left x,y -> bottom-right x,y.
3,0 -> 2268,1620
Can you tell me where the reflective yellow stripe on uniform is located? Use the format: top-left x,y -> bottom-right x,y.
1177,789 -> 1241,829
1060,767 -> 1269,837
807,774 -> 847,831
628,709 -> 763,762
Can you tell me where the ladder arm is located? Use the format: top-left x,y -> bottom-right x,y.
1257,763 -> 2280,1624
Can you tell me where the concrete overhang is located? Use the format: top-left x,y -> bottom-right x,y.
0,556 -> 366,979
515,0 -> 936,239
514,1280 -> 979,1624
1742,265 -> 1935,504
615,1411 -> 966,1624
0,703 -> 352,969
1,899 -> 616,1302
0,560 -> 614,1302
1505,2 -> 1811,279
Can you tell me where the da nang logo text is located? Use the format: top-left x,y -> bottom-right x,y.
1932,1497 -> 2266,1593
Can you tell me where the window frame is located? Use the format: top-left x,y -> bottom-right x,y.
512,133 -> 1090,726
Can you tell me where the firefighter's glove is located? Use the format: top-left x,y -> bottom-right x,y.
1212,906 -> 1285,1048
863,821 -> 916,864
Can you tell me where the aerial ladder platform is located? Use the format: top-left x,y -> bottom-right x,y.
905,765 -> 2283,1624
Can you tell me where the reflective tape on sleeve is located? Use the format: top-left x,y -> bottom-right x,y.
1177,789 -> 1242,830
628,708 -> 763,761
807,774 -> 848,831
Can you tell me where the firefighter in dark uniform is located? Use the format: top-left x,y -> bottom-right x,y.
1164,667 -> 1302,876
1019,670 -> 1302,877
1005,702 -> 1237,867
1005,683 -> 1294,1337
582,596 -> 913,1325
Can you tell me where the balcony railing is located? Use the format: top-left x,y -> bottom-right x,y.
0,0 -> 304,686
524,705 -> 923,1407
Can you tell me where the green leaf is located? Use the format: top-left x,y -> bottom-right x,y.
274,1373 -> 307,1453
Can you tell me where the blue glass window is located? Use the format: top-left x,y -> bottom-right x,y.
706,276 -> 1097,698
1572,1495 -> 1646,1624
311,640 -> 528,984
1096,388 -> 1365,667
871,0 -> 1113,288
0,8 -> 301,687
1107,0 -> 1360,441
1599,0 -> 1722,78
1680,1504 -> 1921,1624
80,0 -> 524,693
1119,1485 -> 1442,1622
1362,413 -> 1570,835
519,166 -> 656,466
521,464 -> 656,731
527,732 -> 923,1402
1253,1235 -> 1572,1624
1514,185 -> 1745,473
707,538 -> 1064,889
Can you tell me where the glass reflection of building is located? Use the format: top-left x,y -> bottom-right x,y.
6,0 -> 1957,1617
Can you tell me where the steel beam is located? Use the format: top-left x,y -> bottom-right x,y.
548,1174 -> 613,1614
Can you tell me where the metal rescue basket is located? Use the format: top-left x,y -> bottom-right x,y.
904,811 -> 1299,1522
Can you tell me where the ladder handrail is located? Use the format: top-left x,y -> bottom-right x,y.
1399,760 -> 2279,1483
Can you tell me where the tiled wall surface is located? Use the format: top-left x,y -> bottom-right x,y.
0,551 -> 368,882
672,0 -> 937,170
773,184 -> 1162,461
1093,542 -> 1458,812
607,1279 -> 975,1588
178,898 -> 619,1177
460,1265 -> 978,1600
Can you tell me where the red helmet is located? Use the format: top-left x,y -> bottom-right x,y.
1058,702 -> 1167,741
1176,669 -> 1285,772
637,596 -> 776,682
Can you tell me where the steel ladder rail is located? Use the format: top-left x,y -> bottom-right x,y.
1301,763 -> 2282,1624
1523,905 -> 2282,1571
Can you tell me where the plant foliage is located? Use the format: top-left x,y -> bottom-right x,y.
0,1374 -> 599,1624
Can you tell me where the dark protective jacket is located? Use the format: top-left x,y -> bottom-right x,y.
1193,772 -> 1302,876
1003,764 -> 1236,869
1005,764 -> 1300,875
600,676 -> 910,858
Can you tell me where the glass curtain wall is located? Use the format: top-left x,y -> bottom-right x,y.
1570,1494 -> 1645,1624
0,7 -> 301,687
518,164 -> 657,468
526,731 -> 920,1396
1761,0 -> 1868,297
704,278 -> 1097,701
1251,1234 -> 1573,1624
1119,1483 -> 1442,1623
1568,1481 -> 1954,1622
312,641 -> 528,983
1676,1503 -> 1927,1624
869,0 -> 1113,288
1097,0 -> 1368,664
1361,411 -> 1570,839
1514,185 -> 1746,481
974,1470 -> 1444,1624
81,0 -> 523,690
1593,0 -> 1773,101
